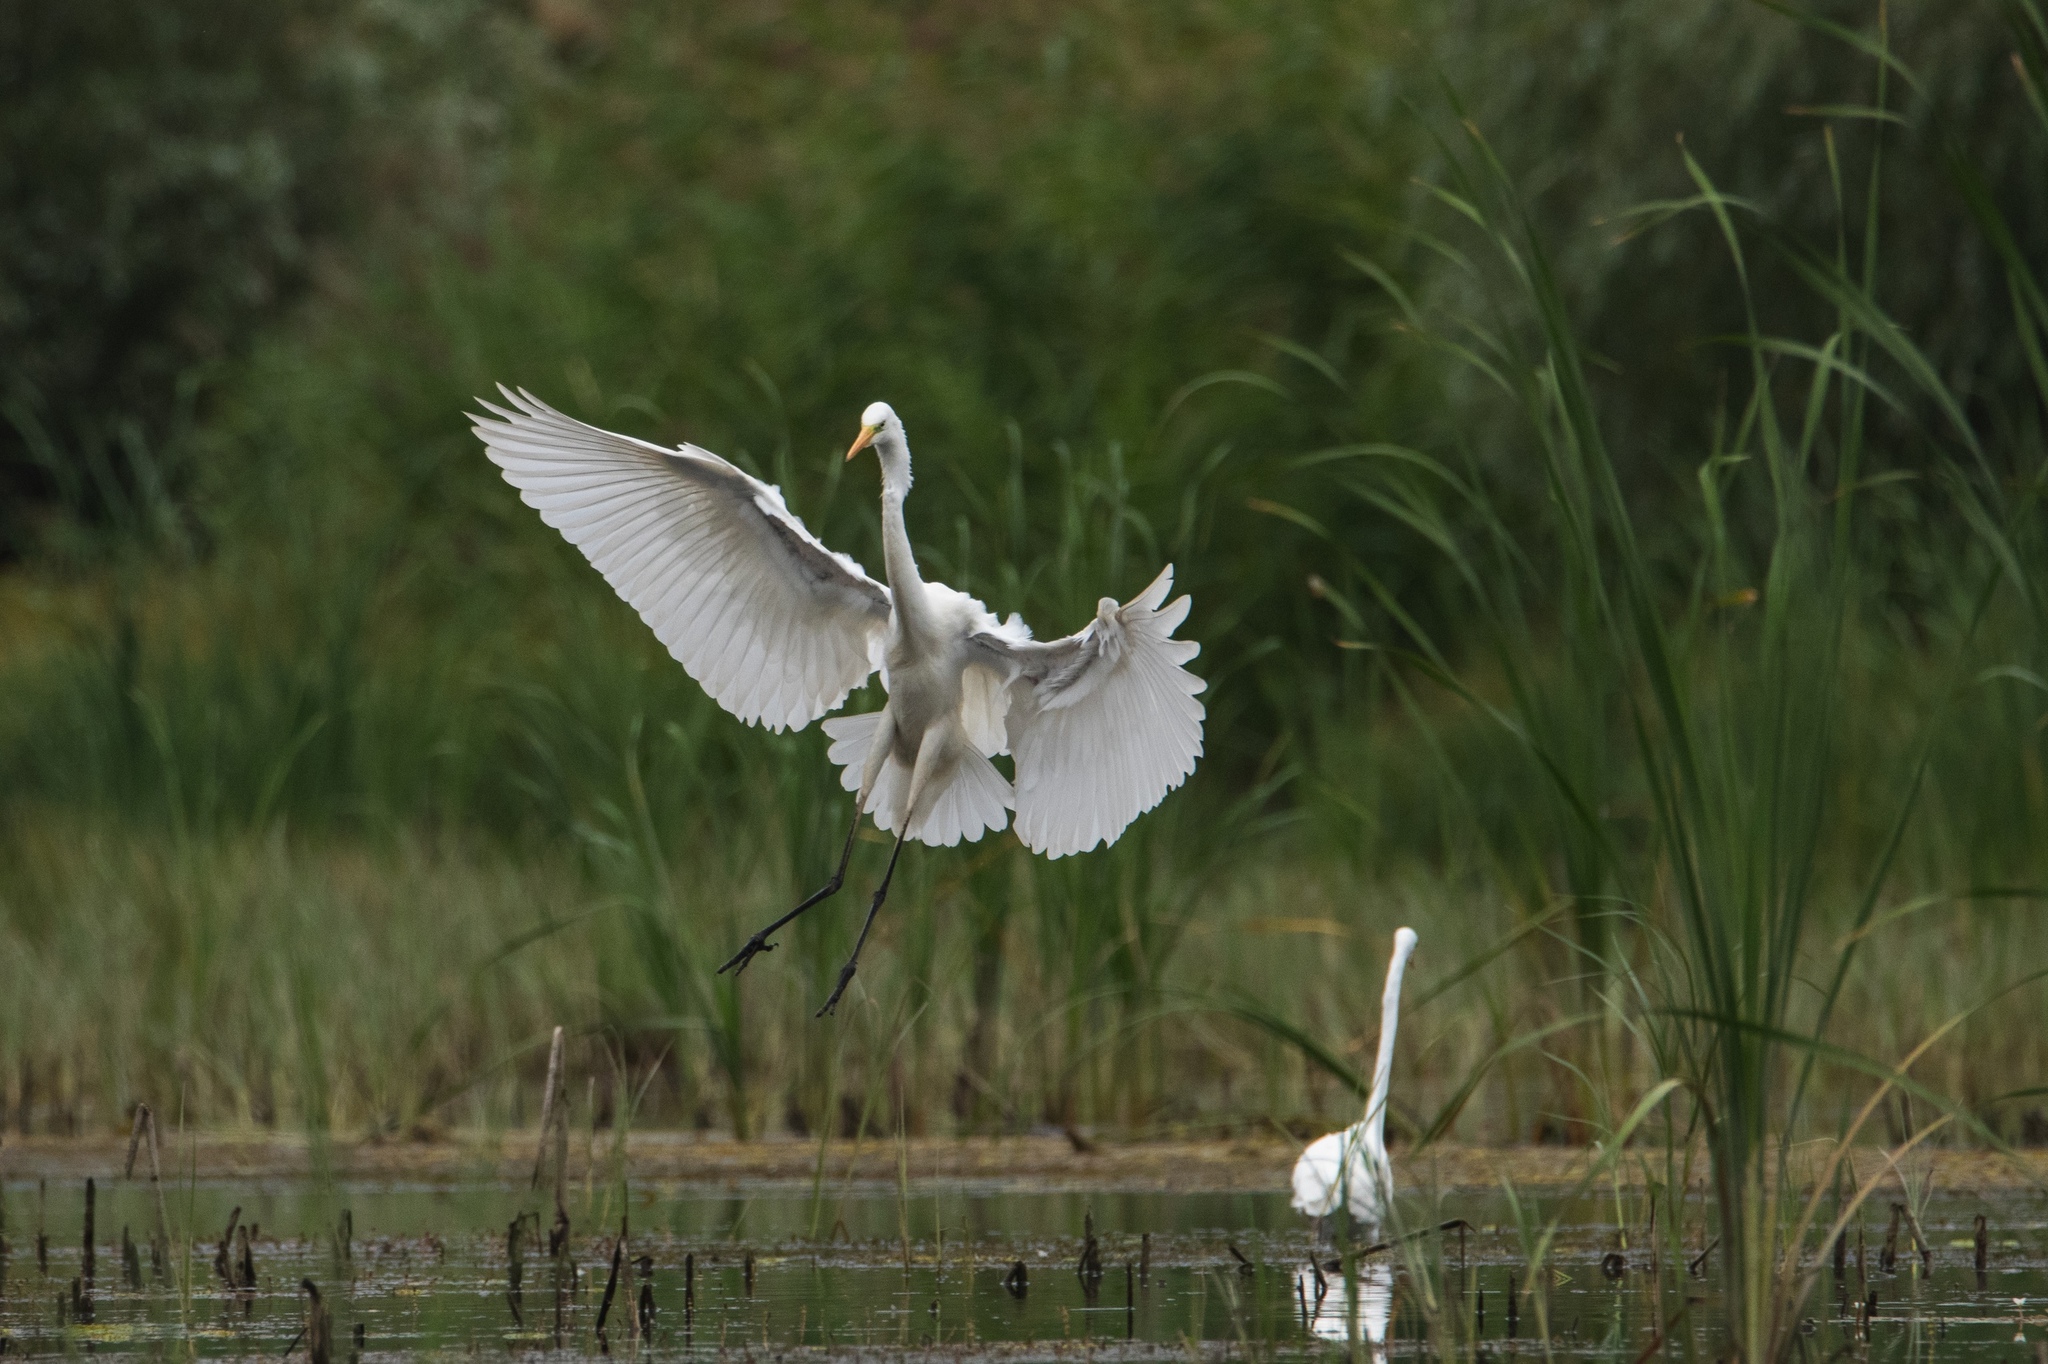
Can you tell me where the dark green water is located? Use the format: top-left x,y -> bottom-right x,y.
1,1177 -> 2042,1358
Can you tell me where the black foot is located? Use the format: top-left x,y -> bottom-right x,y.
717,933 -> 777,977
815,962 -> 859,1018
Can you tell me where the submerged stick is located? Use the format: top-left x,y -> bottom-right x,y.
1687,1236 -> 1719,1278
593,1231 -> 623,1340
1327,1219 -> 1474,1263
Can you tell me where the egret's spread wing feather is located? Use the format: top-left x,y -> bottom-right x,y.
474,387 -> 890,732
968,565 -> 1205,858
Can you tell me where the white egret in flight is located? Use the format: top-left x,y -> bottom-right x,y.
1291,927 -> 1418,1230
472,390 -> 1206,1015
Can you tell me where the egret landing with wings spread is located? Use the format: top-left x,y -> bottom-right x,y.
473,391 -> 1206,1016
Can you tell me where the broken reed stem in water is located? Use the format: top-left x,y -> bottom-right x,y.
620,1212 -> 636,1344
122,1097 -> 171,1245
234,1223 -> 256,1314
301,1279 -> 333,1364
635,1254 -> 655,1338
81,1177 -> 95,1297
550,1207 -> 573,1342
506,1215 -> 526,1327
532,1026 -> 565,1193
214,1205 -> 241,1289
1077,1211 -> 1103,1297
594,1229 -> 623,1342
124,1104 -> 172,1275
1898,1203 -> 1933,1275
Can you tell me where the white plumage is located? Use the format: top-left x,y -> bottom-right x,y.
475,390 -> 890,733
1291,927 -> 1419,1229
473,389 -> 1206,1012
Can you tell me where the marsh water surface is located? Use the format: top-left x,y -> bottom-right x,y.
1,1174 -> 2044,1358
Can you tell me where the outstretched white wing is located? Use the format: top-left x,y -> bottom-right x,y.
474,387 -> 891,732
967,565 -> 1205,858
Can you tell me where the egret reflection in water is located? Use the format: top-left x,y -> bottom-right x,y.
1298,1258 -> 1394,1351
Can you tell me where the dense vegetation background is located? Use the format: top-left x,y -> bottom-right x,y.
1,0 -> 2042,1147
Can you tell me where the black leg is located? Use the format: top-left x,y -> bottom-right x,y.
815,825 -> 910,1018
718,802 -> 864,976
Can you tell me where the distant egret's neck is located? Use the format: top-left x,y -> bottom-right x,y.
1362,940 -> 1415,1151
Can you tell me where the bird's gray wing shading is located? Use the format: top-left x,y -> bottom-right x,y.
966,565 -> 1205,858
473,386 -> 891,732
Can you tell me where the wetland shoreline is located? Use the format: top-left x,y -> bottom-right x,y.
4,1132 -> 2043,1193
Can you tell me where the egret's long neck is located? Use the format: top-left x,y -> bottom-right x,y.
1361,935 -> 1416,1152
874,426 -> 931,638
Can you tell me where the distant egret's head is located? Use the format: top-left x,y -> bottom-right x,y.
845,401 -> 900,461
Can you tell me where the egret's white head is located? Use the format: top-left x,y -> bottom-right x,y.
845,401 -> 911,494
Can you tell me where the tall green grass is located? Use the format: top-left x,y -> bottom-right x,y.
1301,4 -> 2048,1357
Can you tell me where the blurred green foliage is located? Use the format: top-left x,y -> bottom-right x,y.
0,0 -> 528,553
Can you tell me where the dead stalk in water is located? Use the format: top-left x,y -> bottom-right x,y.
532,1025 -> 565,1192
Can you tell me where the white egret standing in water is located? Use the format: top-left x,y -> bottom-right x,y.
473,391 -> 1206,1015
1291,926 -> 1419,1229
1292,926 -> 1416,1352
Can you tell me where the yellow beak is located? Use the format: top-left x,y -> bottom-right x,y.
845,424 -> 878,461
